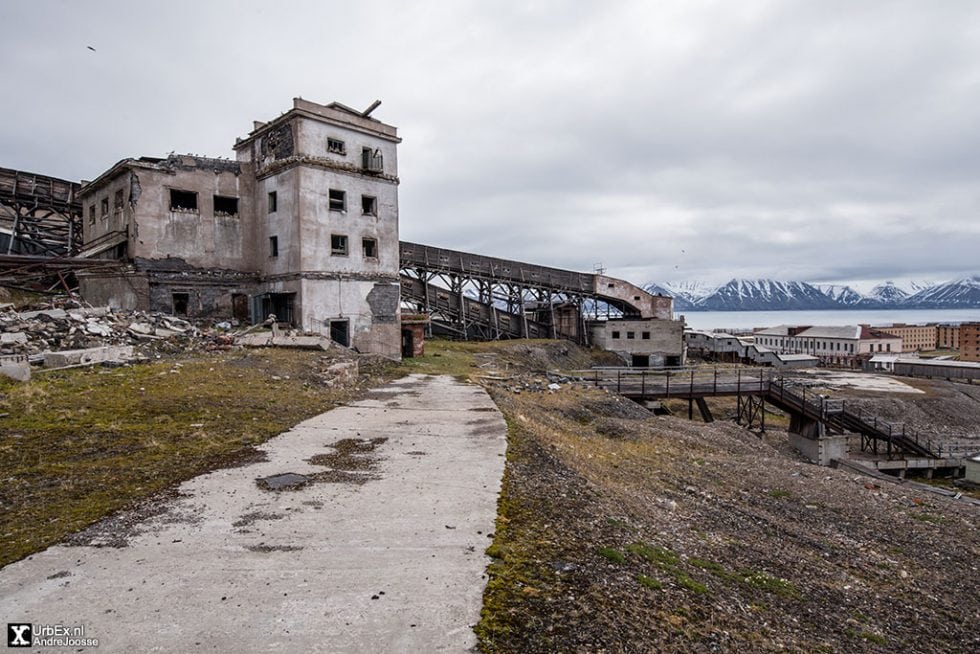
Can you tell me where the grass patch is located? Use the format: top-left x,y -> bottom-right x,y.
627,542 -> 680,567
0,349 -> 396,567
846,628 -> 887,645
598,547 -> 626,564
689,557 -> 737,582
910,511 -> 945,524
674,571 -> 708,594
637,573 -> 663,590
768,489 -> 792,499
737,570 -> 801,599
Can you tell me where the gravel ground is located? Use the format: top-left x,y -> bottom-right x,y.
475,347 -> 979,653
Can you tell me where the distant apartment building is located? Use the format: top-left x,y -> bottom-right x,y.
879,323 -> 937,352
961,322 -> 980,362
753,325 -> 902,367
937,323 -> 960,350
77,98 -> 403,358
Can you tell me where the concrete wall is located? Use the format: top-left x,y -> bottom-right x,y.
77,271 -> 149,311
590,319 -> 684,364
788,432 -> 848,466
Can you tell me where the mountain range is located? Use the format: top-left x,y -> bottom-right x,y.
645,276 -> 980,311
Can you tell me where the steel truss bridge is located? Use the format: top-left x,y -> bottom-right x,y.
0,167 -> 83,258
399,241 -> 670,344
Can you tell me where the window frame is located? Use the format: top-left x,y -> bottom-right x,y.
331,234 -> 349,256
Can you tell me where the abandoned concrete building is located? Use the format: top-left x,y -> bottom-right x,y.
77,98 -> 402,357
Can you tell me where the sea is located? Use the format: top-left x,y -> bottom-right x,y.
680,309 -> 980,333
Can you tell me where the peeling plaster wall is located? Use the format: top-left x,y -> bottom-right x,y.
297,278 -> 400,358
129,166 -> 251,269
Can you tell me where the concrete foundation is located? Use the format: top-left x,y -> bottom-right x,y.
42,345 -> 134,369
789,431 -> 848,466
0,354 -> 30,381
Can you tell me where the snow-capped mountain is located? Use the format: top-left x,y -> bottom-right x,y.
645,275 -> 980,310
695,279 -> 840,311
859,281 -> 909,307
816,284 -> 863,306
905,275 -> 980,308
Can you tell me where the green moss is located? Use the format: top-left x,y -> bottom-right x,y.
768,489 -> 791,499
627,542 -> 680,567
675,572 -> 708,594
689,557 -> 737,582
637,574 -> 663,590
598,547 -> 627,564
737,570 -> 801,599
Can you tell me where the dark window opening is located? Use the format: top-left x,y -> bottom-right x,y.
100,198 -> 109,217
631,354 -> 650,368
213,195 -> 239,216
607,283 -> 615,289
361,147 -> 383,172
611,330 -> 621,339
169,189 -> 198,212
361,195 -> 377,215
172,292 -> 189,316
269,236 -> 279,257
113,189 -> 124,209
634,295 -> 641,301
362,237 -> 378,258
88,204 -> 96,224
329,319 -> 350,347
329,189 -> 346,212
331,234 -> 348,255
642,331 -> 650,340
253,292 -> 295,326
327,138 -> 346,155
627,331 -> 636,340
268,191 -> 278,213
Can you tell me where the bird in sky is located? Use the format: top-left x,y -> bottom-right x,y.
87,46 -> 96,52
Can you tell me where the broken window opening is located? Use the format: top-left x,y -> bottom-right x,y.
361,147 -> 383,173
169,189 -> 198,212
362,237 -> 377,259
269,236 -> 279,257
627,331 -> 636,340
329,319 -> 350,347
642,331 -> 650,340
114,189 -> 124,210
88,204 -> 96,225
172,292 -> 190,316
327,138 -> 346,155
100,198 -> 109,218
611,331 -> 621,339
268,191 -> 278,213
361,195 -> 377,216
329,189 -> 346,212
213,195 -> 239,216
331,234 -> 348,256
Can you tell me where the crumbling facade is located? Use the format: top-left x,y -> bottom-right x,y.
78,98 -> 402,357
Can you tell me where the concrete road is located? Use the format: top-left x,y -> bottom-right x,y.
0,374 -> 507,652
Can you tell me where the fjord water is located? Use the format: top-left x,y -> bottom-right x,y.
681,309 -> 980,332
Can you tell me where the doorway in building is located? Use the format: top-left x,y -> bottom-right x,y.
401,328 -> 415,358
631,354 -> 650,368
232,294 -> 249,323
172,292 -> 190,316
329,319 -> 350,347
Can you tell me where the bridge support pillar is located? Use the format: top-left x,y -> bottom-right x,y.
788,432 -> 848,466
789,413 -> 825,439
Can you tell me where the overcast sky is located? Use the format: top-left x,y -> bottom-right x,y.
2,0 -> 978,292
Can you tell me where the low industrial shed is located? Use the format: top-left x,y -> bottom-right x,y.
893,358 -> 980,381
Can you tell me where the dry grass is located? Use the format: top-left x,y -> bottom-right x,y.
0,348 -> 398,567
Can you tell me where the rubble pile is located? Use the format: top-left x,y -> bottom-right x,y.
0,299 -> 237,364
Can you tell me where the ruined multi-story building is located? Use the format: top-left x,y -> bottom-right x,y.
77,98 -> 402,357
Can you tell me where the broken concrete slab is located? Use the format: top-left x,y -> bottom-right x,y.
42,345 -> 135,369
237,333 -> 333,350
0,354 -> 30,381
0,332 -> 27,345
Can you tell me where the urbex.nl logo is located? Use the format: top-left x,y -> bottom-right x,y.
7,623 -> 32,647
